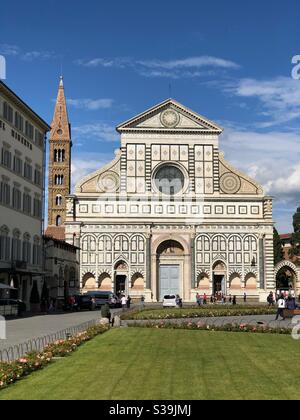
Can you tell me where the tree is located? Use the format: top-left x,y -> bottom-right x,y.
289,207 -> 300,258
273,227 -> 284,265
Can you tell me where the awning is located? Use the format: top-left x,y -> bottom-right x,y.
0,283 -> 16,290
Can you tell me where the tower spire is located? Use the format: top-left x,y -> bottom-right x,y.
45,77 -> 72,240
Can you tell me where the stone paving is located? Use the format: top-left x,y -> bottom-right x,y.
0,309 -> 120,350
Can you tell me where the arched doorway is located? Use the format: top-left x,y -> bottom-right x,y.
157,240 -> 184,301
276,267 -> 296,293
114,261 -> 128,296
213,261 -> 226,297
82,273 -> 96,291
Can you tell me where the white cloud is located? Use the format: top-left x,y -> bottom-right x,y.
0,44 -> 20,56
75,55 -> 240,79
0,43 -> 57,61
71,153 -> 113,190
221,128 -> 300,206
72,123 -> 119,143
68,98 -> 114,110
137,56 -> 240,70
225,77 -> 300,127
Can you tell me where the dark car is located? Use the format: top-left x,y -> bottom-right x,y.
75,295 -> 96,311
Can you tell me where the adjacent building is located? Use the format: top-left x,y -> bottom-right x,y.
0,81 -> 50,309
65,99 -> 275,302
44,235 -> 80,307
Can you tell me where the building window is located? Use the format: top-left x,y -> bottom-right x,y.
12,229 -> 21,261
55,175 -> 64,185
0,226 -> 10,261
33,197 -> 42,218
13,155 -> 23,175
23,192 -> 32,215
56,195 -> 62,206
34,168 -> 42,186
25,121 -> 34,140
56,215 -> 62,226
3,102 -> 13,123
54,149 -> 65,163
22,233 -> 31,263
1,148 -> 12,169
0,181 -> 11,206
32,236 -> 41,266
35,130 -> 44,147
14,111 -> 24,132
24,162 -> 33,181
154,165 -> 185,196
12,186 -> 22,210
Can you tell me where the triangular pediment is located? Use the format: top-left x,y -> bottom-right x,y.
117,99 -> 223,134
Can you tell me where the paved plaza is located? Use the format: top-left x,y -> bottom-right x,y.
0,310 -> 115,350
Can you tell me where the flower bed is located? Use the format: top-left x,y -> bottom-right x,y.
128,321 -> 291,335
0,324 -> 109,390
121,306 -> 277,321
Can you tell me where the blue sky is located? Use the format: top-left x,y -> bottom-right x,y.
1,0 -> 300,232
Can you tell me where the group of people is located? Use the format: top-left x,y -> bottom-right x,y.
196,292 -> 248,306
267,291 -> 299,321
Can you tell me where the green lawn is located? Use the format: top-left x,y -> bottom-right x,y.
121,306 -> 277,320
0,328 -> 299,400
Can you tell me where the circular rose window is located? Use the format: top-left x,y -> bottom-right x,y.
154,165 -> 185,195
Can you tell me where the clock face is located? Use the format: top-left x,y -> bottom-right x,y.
57,129 -> 63,135
161,109 -> 180,128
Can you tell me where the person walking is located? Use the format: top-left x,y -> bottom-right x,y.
140,295 -> 145,309
127,295 -> 132,309
244,292 -> 247,303
232,295 -> 237,305
275,294 -> 286,321
203,293 -> 207,305
121,295 -> 127,311
196,293 -> 201,306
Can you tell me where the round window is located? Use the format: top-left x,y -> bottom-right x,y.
154,165 -> 185,195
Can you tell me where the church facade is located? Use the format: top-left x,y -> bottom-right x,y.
65,100 -> 275,302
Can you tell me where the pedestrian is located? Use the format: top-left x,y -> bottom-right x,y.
232,296 -> 237,305
210,295 -> 214,304
229,294 -> 232,304
275,294 -> 286,321
121,295 -> 127,310
127,295 -> 132,309
244,292 -> 247,303
196,293 -> 201,306
140,295 -> 145,309
203,293 -> 207,305
267,292 -> 274,307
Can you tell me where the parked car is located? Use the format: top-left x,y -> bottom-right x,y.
85,291 -> 121,308
75,295 -> 96,311
163,295 -> 177,308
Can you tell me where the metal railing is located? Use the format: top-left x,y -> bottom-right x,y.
0,305 -> 18,317
0,319 -> 99,363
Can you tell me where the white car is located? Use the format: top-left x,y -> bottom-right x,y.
163,295 -> 177,308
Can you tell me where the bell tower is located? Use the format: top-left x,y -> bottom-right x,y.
45,77 -> 72,240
